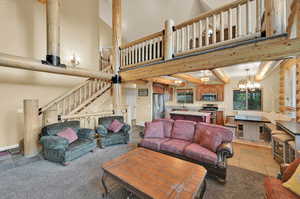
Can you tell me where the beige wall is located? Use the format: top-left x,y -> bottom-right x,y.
0,0 -> 100,149
135,82 -> 153,126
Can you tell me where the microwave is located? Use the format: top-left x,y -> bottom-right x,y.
202,93 -> 217,101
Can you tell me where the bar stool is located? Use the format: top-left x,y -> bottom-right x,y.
287,141 -> 296,163
271,132 -> 294,163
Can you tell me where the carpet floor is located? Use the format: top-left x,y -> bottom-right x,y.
0,144 -> 266,199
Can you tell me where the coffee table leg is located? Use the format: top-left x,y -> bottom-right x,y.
199,179 -> 207,199
101,173 -> 109,199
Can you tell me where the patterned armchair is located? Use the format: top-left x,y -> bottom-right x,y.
40,121 -> 97,165
96,116 -> 131,148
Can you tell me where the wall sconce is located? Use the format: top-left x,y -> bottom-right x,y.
70,53 -> 80,67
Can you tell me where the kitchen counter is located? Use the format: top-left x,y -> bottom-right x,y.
170,111 -> 211,117
170,111 -> 211,123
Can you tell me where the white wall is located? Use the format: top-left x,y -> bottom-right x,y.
0,0 -> 100,148
135,82 -> 153,126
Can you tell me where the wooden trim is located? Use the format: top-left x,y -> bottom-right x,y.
120,36 -> 300,81
121,58 -> 164,69
120,31 -> 164,49
171,74 -> 203,84
175,0 -> 250,29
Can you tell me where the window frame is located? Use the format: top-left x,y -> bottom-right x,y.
233,89 -> 263,111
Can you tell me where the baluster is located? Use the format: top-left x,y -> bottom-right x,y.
192,23 -> 196,49
134,45 -> 138,64
282,0 -> 287,33
149,40 -> 153,60
122,49 -> 125,68
182,27 -> 186,51
228,8 -> 233,40
212,15 -> 217,44
145,41 -> 149,61
56,103 -> 59,115
158,37 -> 161,58
141,43 -> 145,62
246,0 -> 252,34
199,20 -> 203,48
128,47 -> 131,65
220,12 -> 224,42
187,25 -> 190,50
139,43 -> 142,62
206,17 -> 209,46
256,0 -> 262,32
237,4 -> 242,37
176,30 -> 180,53
125,48 -> 128,66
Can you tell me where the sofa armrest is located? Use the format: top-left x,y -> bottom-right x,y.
40,136 -> 69,150
121,124 -> 131,134
96,125 -> 108,137
77,128 -> 95,139
217,143 -> 234,158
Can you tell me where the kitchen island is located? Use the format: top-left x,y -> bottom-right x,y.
170,111 -> 211,123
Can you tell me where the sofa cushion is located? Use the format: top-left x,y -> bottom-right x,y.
282,158 -> 300,182
264,177 -> 299,199
160,139 -> 191,155
171,120 -> 196,141
197,130 -> 223,152
184,143 -> 218,165
108,119 -> 124,133
57,128 -> 78,144
195,122 -> 233,143
153,118 -> 174,138
144,121 -> 165,138
140,138 -> 170,151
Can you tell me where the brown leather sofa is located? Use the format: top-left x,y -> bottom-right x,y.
138,119 -> 234,182
264,158 -> 300,199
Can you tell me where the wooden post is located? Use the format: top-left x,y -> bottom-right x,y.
112,0 -> 123,114
46,0 -> 61,66
297,58 -> 300,122
279,65 -> 286,113
24,100 -> 40,157
264,0 -> 273,37
164,19 -> 175,60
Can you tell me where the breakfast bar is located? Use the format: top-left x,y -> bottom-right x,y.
170,111 -> 211,123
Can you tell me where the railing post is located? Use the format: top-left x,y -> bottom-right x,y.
24,99 -> 40,157
164,19 -> 175,60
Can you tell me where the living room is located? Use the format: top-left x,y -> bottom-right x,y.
0,0 -> 300,199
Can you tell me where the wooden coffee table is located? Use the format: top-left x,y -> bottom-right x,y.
101,148 -> 207,199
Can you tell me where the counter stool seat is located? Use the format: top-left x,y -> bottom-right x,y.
271,130 -> 286,135
272,133 -> 294,163
288,141 -> 296,163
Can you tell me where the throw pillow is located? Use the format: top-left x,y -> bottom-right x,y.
144,121 -> 165,138
282,164 -> 300,197
197,130 -> 222,152
282,158 -> 300,182
57,128 -> 78,144
108,119 -> 124,133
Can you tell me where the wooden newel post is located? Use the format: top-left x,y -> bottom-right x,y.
24,100 -> 40,157
297,59 -> 300,122
46,0 -> 61,66
164,19 -> 175,60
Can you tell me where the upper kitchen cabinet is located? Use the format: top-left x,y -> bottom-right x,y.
196,84 -> 224,101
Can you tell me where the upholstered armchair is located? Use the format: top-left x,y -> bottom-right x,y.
40,121 -> 97,165
96,116 -> 130,148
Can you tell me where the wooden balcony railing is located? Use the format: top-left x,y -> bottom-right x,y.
120,0 -> 290,70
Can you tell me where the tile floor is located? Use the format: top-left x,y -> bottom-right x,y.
228,143 -> 279,177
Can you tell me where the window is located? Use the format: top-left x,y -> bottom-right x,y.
233,89 -> 262,111
177,89 -> 193,104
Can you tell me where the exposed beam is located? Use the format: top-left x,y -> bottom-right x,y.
0,53 -> 113,80
212,69 -> 230,84
279,64 -> 285,112
146,77 -> 184,86
255,61 -> 281,81
171,74 -> 203,85
120,36 -> 300,81
38,0 -> 47,3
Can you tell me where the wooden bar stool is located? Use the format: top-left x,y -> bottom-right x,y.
287,141 -> 296,163
271,132 -> 294,163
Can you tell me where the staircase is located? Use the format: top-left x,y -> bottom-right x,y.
39,65 -> 114,126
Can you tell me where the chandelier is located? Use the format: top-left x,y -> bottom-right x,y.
238,69 -> 261,91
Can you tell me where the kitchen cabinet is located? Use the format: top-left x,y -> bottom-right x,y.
216,111 -> 224,125
196,84 -> 224,101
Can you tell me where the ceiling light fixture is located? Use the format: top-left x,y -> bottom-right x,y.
237,69 -> 261,91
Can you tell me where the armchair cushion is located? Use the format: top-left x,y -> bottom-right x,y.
57,128 -> 78,144
184,143 -> 218,165
196,129 -> 222,152
77,128 -> 95,139
282,158 -> 300,182
144,121 -> 164,138
96,125 -> 108,136
40,136 -> 69,150
171,120 -> 196,141
108,119 -> 124,133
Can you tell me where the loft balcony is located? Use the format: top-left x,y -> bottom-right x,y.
119,0 -> 300,81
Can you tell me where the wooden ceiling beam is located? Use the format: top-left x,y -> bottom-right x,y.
120,36 -> 300,81
171,74 -> 203,85
255,61 -> 281,81
211,69 -> 230,84
146,77 -> 183,86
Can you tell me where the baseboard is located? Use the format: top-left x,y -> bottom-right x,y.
0,144 -> 19,152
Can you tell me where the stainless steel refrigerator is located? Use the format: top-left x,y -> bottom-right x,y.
153,94 -> 165,120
